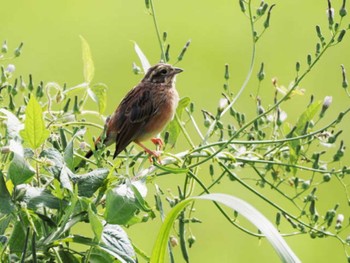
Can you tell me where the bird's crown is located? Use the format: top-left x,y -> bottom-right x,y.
142,63 -> 183,84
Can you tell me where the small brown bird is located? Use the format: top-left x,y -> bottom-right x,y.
84,63 -> 183,162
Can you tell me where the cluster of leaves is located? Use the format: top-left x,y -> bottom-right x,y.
1,0 -> 350,262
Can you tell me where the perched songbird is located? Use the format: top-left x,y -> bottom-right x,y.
84,63 -> 183,161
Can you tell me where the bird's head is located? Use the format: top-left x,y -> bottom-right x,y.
142,63 -> 183,85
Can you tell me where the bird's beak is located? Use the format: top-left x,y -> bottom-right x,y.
174,67 -> 183,74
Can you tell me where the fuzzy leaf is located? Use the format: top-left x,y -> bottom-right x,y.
162,97 -> 191,147
100,224 -> 137,263
40,148 -> 64,177
71,168 -> 108,198
88,83 -> 108,114
80,35 -> 95,83
16,185 -> 66,210
20,96 -> 50,149
0,108 -> 23,141
134,42 -> 151,73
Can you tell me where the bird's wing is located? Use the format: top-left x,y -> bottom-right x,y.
111,84 -> 158,158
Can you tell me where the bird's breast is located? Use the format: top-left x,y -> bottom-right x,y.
138,87 -> 179,141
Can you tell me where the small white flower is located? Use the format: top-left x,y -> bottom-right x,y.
218,98 -> 228,111
323,96 -> 332,109
327,8 -> 335,19
337,214 -> 344,224
279,110 -> 288,122
6,64 -> 15,73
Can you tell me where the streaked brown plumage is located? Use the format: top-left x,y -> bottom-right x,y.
84,63 -> 182,161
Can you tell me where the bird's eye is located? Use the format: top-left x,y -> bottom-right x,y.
160,69 -> 168,75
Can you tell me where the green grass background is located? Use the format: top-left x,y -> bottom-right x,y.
1,0 -> 350,262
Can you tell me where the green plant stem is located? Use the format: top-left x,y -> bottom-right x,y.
203,0 -> 256,142
149,0 -> 166,62
175,113 -> 195,149
191,27 -> 348,169
218,161 -> 346,244
49,121 -> 103,130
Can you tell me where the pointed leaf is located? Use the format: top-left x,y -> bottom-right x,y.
0,172 -> 15,214
104,180 -> 146,225
20,96 -> 50,149
294,101 -> 322,135
88,83 -> 108,114
8,153 -> 35,185
80,35 -> 95,83
8,220 -> 26,252
134,42 -> 150,73
64,139 -> 74,170
71,168 -> 108,197
100,224 -> 137,263
89,204 -> 103,241
60,166 -> 73,191
151,193 -> 300,263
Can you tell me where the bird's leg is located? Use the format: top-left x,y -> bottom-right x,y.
136,141 -> 161,162
151,137 -> 164,150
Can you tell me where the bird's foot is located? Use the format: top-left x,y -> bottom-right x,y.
136,141 -> 161,163
151,137 -> 164,149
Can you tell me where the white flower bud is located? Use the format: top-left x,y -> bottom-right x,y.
6,64 -> 15,73
336,214 -> 344,224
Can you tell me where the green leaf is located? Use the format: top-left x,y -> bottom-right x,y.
88,203 -> 103,241
40,148 -> 64,177
71,168 -> 108,197
150,193 -> 300,263
89,247 -> 116,263
8,220 -> 26,252
104,180 -> 147,225
57,250 -> 80,263
80,35 -> 95,83
294,101 -> 322,135
100,224 -> 137,263
130,180 -> 152,212
0,108 -> 23,141
88,83 -> 108,114
0,172 -> 15,214
162,97 -> 191,147
40,148 -> 74,190
60,166 -> 73,191
8,153 -> 35,185
133,42 -> 150,73
0,216 -> 12,235
20,96 -> 50,149
64,139 -> 74,170
16,185 -> 66,210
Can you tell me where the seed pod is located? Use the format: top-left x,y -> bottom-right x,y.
1,40 -> 8,53
14,42 -> 23,57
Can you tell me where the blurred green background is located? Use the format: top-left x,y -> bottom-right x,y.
2,0 -> 350,262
